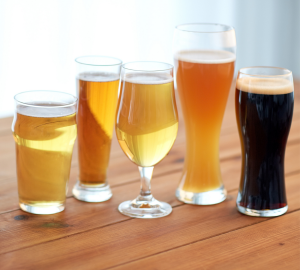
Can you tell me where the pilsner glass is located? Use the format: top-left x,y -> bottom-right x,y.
116,61 -> 178,218
12,91 -> 77,214
72,56 -> 122,202
173,23 -> 236,205
236,67 -> 294,217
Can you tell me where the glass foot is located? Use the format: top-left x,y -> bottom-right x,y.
118,197 -> 172,219
72,181 -> 112,202
19,202 -> 65,215
236,204 -> 288,217
176,185 -> 227,205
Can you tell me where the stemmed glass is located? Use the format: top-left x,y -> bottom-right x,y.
115,61 -> 178,218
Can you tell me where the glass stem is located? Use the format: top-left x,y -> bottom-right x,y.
138,166 -> 154,202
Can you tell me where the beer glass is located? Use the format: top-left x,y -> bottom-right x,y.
12,91 -> 78,214
116,61 -> 178,218
236,67 -> 294,217
173,23 -> 236,204
73,56 -> 122,202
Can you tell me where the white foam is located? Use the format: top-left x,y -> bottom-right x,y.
236,77 -> 293,95
174,50 -> 236,64
78,72 -> 119,82
17,104 -> 76,118
123,73 -> 173,85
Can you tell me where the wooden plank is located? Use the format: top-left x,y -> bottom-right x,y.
111,211 -> 300,270
0,117 -> 13,137
0,172 -> 299,269
0,82 -> 298,269
0,134 -> 299,214
0,107 -> 299,188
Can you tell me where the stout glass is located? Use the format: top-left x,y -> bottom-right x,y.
73,56 -> 122,202
236,67 -> 294,217
173,23 -> 236,204
12,91 -> 77,214
116,61 -> 178,218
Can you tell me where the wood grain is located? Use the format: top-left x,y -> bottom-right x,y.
0,117 -> 299,214
0,172 -> 299,269
112,211 -> 300,270
0,81 -> 299,269
0,133 -> 299,213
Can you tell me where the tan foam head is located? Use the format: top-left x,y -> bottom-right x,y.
174,50 -> 236,64
236,77 -> 293,95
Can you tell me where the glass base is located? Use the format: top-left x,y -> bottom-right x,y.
19,202 -> 65,215
176,185 -> 227,205
118,197 -> 172,219
72,181 -> 112,202
236,204 -> 288,217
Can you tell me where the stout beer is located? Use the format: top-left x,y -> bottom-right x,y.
236,76 -> 294,214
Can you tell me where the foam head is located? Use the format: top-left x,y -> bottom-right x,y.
123,73 -> 173,85
174,50 -> 236,64
78,72 -> 120,82
236,77 -> 294,95
17,102 -> 76,118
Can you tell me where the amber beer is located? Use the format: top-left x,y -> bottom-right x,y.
12,95 -> 77,214
174,50 -> 235,201
116,73 -> 178,167
77,72 -> 119,185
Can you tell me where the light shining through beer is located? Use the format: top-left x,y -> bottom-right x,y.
174,50 -> 235,193
77,72 -> 119,186
12,103 -> 77,208
116,73 -> 178,167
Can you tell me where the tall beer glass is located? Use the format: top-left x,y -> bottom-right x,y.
12,91 -> 77,214
236,67 -> 294,217
173,23 -> 236,204
116,61 -> 178,218
73,56 -> 122,202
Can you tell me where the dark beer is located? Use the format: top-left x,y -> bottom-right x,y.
236,77 -> 294,212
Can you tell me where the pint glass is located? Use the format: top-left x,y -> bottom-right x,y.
12,91 -> 77,214
236,67 -> 294,217
72,56 -> 122,202
173,23 -> 236,204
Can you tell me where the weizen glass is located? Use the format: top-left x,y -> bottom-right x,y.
173,23 -> 236,204
73,56 -> 122,202
12,91 -> 77,214
236,67 -> 294,217
116,61 -> 178,218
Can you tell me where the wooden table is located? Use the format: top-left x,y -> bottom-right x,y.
0,82 -> 299,270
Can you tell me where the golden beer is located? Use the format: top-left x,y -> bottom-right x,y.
12,101 -> 77,213
174,50 -> 235,193
77,72 -> 119,185
116,73 -> 178,167
116,61 -> 178,218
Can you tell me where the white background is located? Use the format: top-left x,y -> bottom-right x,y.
0,0 -> 299,117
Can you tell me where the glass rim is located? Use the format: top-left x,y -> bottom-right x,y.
75,55 -> 122,66
14,90 -> 78,108
175,23 -> 234,33
239,66 -> 292,77
122,61 -> 174,72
